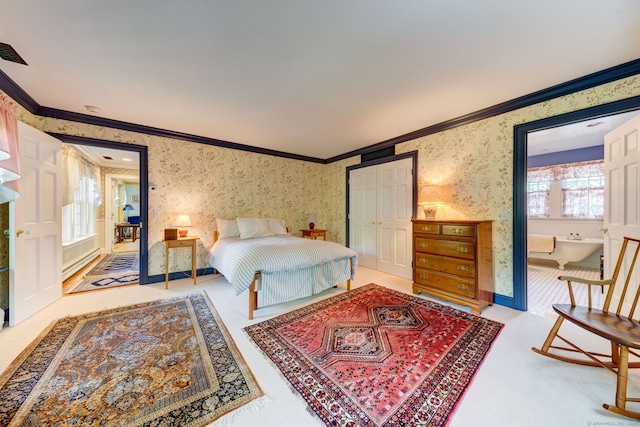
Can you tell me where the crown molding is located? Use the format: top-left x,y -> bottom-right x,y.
326,58 -> 640,163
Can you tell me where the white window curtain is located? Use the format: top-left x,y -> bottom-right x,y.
557,160 -> 604,219
62,146 -> 103,243
526,167 -> 553,218
62,145 -> 102,207
113,179 -> 127,210
527,160 -> 604,219
0,94 -> 21,203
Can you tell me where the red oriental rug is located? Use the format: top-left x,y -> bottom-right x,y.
245,283 -> 503,426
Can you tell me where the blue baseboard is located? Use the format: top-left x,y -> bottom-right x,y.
493,293 -> 516,310
147,267 -> 214,284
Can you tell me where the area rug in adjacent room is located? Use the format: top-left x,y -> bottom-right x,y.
84,252 -> 139,277
0,293 -> 263,426
67,272 -> 140,294
245,283 -> 504,427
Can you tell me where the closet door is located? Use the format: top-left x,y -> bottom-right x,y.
348,157 -> 413,279
349,166 -> 377,269
377,159 -> 413,279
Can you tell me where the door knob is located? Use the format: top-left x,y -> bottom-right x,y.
600,227 -> 608,234
16,229 -> 30,237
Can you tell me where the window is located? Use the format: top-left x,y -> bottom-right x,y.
561,175 -> 604,219
527,160 -> 604,219
62,145 -> 102,244
63,176 -> 98,243
526,181 -> 551,218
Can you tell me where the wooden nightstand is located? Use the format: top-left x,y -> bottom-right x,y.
300,229 -> 327,240
163,236 -> 199,289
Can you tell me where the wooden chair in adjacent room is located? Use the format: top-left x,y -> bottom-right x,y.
532,236 -> 640,420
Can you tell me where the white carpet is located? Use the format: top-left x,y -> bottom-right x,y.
1,266 -> 636,426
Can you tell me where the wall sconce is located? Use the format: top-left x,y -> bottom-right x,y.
122,204 -> 134,222
418,185 -> 448,219
308,213 -> 318,230
174,214 -> 192,238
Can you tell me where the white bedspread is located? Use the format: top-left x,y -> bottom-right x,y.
207,235 -> 358,307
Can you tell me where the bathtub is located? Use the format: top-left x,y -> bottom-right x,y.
528,236 -> 604,269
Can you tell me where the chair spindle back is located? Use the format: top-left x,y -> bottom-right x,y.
605,237 -> 640,319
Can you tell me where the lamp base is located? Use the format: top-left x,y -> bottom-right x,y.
423,204 -> 437,219
178,229 -> 188,238
309,223 -> 315,230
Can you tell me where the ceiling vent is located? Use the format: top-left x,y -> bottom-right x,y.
103,156 -> 113,160
0,42 -> 28,65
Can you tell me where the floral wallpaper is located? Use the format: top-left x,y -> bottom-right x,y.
1,72 -> 639,310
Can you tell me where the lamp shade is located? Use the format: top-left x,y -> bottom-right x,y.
123,204 -> 134,211
174,214 -> 192,227
418,185 -> 448,204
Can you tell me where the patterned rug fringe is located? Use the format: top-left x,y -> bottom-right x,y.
244,331 -> 317,416
211,395 -> 272,427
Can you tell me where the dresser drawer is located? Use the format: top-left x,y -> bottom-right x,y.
415,238 -> 475,260
167,239 -> 194,248
414,253 -> 475,278
413,223 -> 441,235
442,225 -> 476,237
414,268 -> 476,298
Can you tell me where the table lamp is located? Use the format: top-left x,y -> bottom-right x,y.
418,185 -> 448,219
123,204 -> 134,222
307,213 -> 318,230
175,214 -> 192,238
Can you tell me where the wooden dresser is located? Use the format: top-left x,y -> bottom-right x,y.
412,219 -> 493,314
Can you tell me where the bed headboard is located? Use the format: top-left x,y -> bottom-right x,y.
213,227 -> 289,244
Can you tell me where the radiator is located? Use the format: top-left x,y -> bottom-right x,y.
62,248 -> 101,281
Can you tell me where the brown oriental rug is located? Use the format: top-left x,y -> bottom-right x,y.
245,283 -> 503,427
0,293 -> 263,426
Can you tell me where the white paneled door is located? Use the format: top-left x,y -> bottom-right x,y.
349,166 -> 377,269
604,112 -> 640,310
349,158 -> 413,279
9,122 -> 62,326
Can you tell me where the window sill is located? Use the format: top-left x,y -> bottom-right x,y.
62,233 -> 98,247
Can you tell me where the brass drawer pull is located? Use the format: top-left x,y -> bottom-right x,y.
457,265 -> 469,271
419,257 -> 429,263
456,246 -> 469,253
419,242 -> 428,248
452,228 -> 464,234
421,226 -> 433,232
457,283 -> 469,291
419,274 -> 429,280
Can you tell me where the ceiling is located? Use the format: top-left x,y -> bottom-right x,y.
1,1 -> 639,160
71,144 -> 139,169
527,110 -> 640,156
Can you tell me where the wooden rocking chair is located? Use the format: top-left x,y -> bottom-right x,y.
532,236 -> 640,419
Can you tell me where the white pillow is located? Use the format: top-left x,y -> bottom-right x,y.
268,218 -> 287,234
216,218 -> 240,239
237,218 -> 275,239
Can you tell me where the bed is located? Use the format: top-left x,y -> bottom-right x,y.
207,218 -> 358,319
